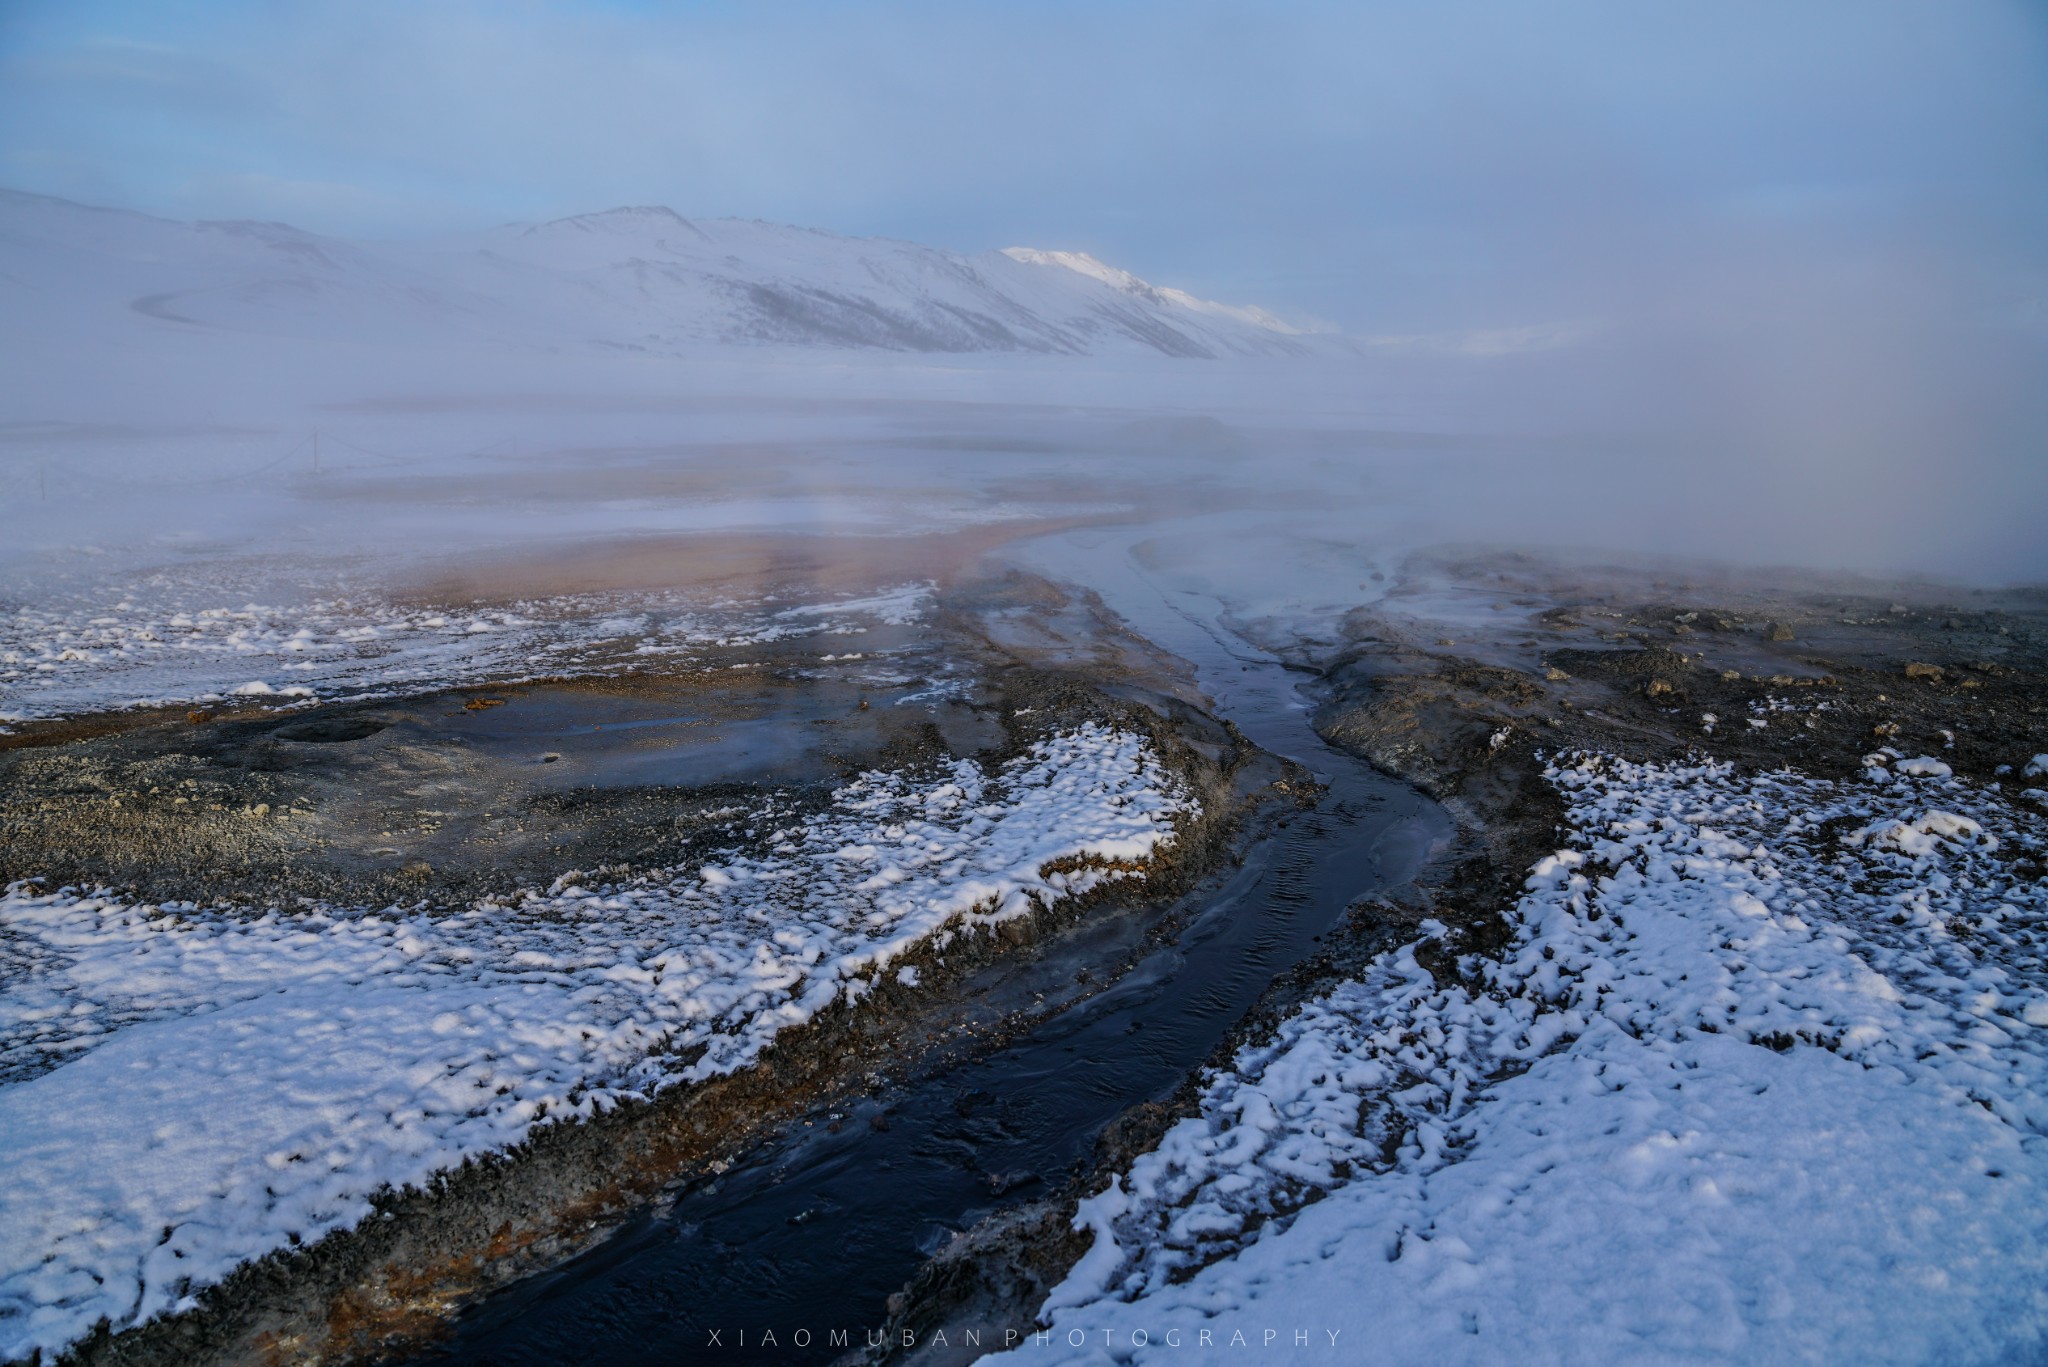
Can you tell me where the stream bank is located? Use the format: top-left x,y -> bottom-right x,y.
407,546 -> 1448,1366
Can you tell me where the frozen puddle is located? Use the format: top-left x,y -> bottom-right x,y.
1016,755 -> 2048,1365
0,581 -> 933,727
0,725 -> 1191,1362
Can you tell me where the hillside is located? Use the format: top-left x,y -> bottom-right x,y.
0,190 -> 1317,360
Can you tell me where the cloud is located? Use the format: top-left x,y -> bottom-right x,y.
1357,322 -> 1605,359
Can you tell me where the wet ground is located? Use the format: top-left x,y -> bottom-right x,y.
1302,545 -> 2048,800
0,618 -> 1000,907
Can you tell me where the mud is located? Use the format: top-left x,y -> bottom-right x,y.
399,518 -> 1138,608
1,652 -> 1000,909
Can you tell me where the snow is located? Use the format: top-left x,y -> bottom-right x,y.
0,581 -> 933,725
1006,752 -> 2048,1365
0,189 -> 1317,362
0,724 -> 1192,1361
228,680 -> 312,698
768,583 -> 931,628
998,249 -> 1304,336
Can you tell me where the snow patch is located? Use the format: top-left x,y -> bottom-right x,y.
0,582 -> 932,723
1000,248 -> 1304,335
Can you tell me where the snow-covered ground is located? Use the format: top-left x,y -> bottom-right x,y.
0,723 -> 1191,1362
0,579 -> 931,727
1011,752 -> 2048,1365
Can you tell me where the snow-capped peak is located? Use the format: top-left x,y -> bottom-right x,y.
1001,248 -> 1154,295
1002,246 -> 1302,335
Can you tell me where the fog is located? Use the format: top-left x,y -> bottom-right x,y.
0,0 -> 2043,603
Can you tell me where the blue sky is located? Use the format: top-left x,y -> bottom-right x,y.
1,0 -> 2043,330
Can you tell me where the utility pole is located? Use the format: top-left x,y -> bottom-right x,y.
312,428 -> 321,475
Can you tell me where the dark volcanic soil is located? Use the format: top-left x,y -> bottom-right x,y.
1307,549 -> 2048,960
1,629 -> 993,909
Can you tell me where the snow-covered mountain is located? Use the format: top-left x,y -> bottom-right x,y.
0,189 -> 1318,359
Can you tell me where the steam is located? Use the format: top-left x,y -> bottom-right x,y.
0,0 -> 2042,587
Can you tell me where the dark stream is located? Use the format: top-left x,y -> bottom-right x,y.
428,530 -> 1446,1365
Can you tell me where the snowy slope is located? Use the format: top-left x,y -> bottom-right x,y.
0,189 -> 1313,359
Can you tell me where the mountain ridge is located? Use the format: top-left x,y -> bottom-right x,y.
0,188 -> 1320,360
